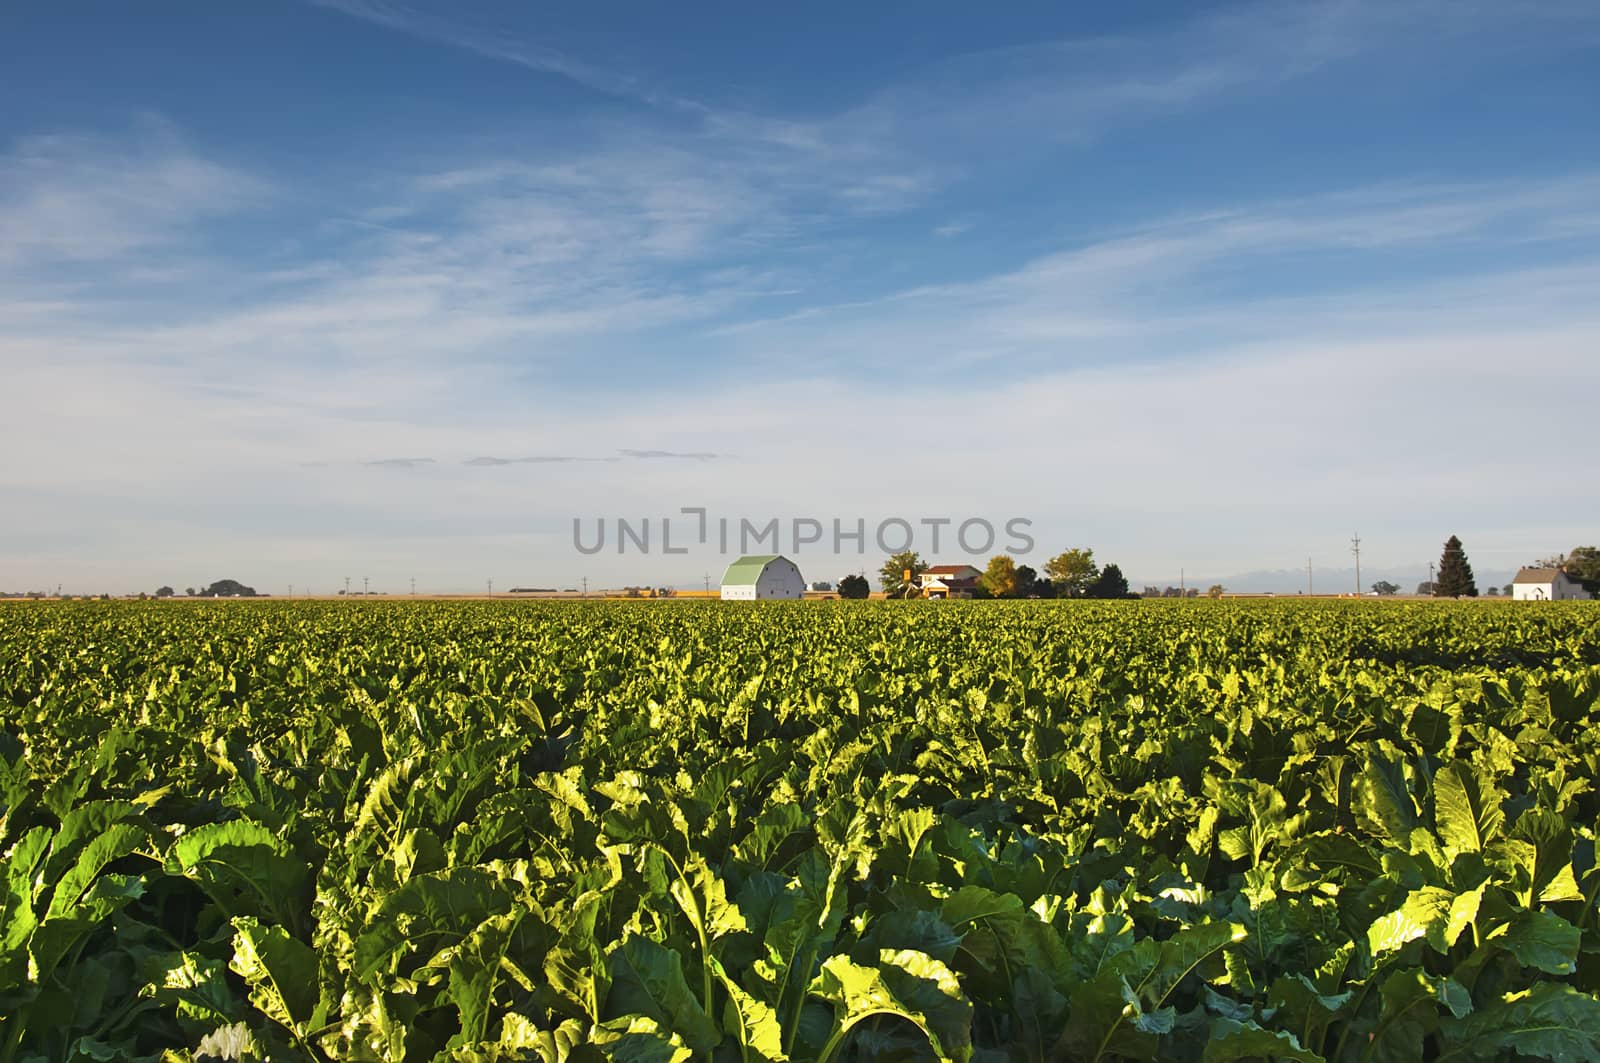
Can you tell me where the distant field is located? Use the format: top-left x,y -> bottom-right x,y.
3,599 -> 1599,1059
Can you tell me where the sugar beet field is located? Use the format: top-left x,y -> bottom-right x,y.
3,600 -> 1600,1063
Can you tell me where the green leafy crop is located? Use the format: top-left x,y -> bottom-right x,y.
1,598 -> 1598,1062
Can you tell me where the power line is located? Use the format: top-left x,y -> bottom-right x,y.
1351,533 -> 1362,596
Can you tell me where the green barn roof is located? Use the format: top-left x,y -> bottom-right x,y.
721,555 -> 783,586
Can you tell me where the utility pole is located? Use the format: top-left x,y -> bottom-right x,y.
410,577 -> 416,595
581,577 -> 587,598
703,572 -> 710,594
1180,568 -> 1185,595
344,576 -> 351,596
1351,533 -> 1362,596
288,584 -> 293,598
1428,561 -> 1435,596
363,576 -> 369,596
1307,558 -> 1312,596
487,578 -> 493,596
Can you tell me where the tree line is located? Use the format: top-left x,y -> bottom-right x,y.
839,537 -> 1600,601
839,548 -> 1136,600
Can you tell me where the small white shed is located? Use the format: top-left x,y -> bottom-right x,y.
1512,567 -> 1593,601
720,555 -> 805,600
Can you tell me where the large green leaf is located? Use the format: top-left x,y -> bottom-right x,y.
808,949 -> 973,1063
668,853 -> 747,945
45,822 -> 149,919
141,950 -> 240,1030
446,910 -> 528,1046
586,1016 -> 695,1063
164,819 -> 310,928
1432,763 -> 1506,856
1367,886 -> 1456,958
1362,968 -> 1471,1063
605,936 -> 722,1055
1265,974 -> 1350,1052
1504,808 -> 1584,905
1355,748 -> 1420,846
744,853 -> 847,1029
1202,1019 -> 1324,1062
1438,983 -> 1600,1062
1488,909 -> 1581,976
229,916 -> 323,1033
353,866 -> 513,979
709,955 -> 787,1063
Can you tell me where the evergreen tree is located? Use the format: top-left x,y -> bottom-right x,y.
1088,563 -> 1131,599
1435,535 -> 1477,597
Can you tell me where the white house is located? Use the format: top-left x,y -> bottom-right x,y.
918,564 -> 982,599
720,555 -> 805,600
1512,567 -> 1593,601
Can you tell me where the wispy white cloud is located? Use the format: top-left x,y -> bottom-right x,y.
310,0 -> 704,113
304,0 -> 1600,227
711,174 -> 1600,375
826,0 -> 1600,158
0,117 -> 270,269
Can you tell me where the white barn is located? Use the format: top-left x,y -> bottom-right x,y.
720,555 -> 805,600
1512,567 -> 1593,601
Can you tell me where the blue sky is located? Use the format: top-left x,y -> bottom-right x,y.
2,0 -> 1598,593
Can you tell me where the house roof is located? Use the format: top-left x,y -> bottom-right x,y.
721,555 -> 785,586
1512,567 -> 1564,584
924,564 -> 980,576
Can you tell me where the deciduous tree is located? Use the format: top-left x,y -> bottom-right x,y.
878,551 -> 926,596
837,574 -> 870,599
1556,546 -> 1600,585
1045,548 -> 1098,598
981,555 -> 1018,598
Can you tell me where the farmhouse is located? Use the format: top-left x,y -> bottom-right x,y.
919,564 -> 982,599
720,555 -> 805,600
1511,567 -> 1593,601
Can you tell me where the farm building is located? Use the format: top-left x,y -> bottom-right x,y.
918,564 -> 982,599
1511,567 -> 1593,601
720,555 -> 805,600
